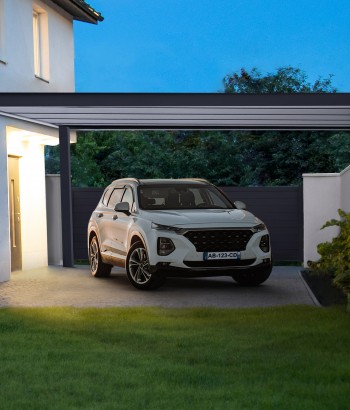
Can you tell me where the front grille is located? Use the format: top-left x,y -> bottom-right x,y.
184,259 -> 256,268
184,229 -> 254,252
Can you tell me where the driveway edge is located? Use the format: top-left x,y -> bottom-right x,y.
298,270 -> 321,307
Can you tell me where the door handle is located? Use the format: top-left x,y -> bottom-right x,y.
97,213 -> 103,218
113,215 -> 118,220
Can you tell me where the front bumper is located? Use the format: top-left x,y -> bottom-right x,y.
146,227 -> 272,273
150,259 -> 272,278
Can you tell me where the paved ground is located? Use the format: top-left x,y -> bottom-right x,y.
0,265 -> 318,308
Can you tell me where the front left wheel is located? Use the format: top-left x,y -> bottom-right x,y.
126,242 -> 165,290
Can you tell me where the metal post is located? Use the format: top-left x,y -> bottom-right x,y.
59,126 -> 74,267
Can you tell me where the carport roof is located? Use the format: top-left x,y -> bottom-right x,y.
0,93 -> 350,130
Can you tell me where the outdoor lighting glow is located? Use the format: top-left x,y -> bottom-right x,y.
7,127 -> 59,147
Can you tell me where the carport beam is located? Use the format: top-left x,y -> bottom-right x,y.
59,126 -> 74,267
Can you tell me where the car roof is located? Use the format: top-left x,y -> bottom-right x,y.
110,178 -> 211,186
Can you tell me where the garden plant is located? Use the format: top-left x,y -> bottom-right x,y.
308,209 -> 350,310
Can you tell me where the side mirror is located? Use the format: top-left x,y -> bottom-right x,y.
234,200 -> 246,210
115,202 -> 130,213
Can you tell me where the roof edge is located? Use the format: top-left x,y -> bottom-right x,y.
51,0 -> 103,24
0,93 -> 349,107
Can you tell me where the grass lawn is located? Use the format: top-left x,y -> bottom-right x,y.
0,306 -> 349,410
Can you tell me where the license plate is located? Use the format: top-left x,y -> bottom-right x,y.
203,251 -> 241,260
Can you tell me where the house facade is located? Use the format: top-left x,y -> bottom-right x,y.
0,0 -> 102,282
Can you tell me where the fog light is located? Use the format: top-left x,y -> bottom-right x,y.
157,237 -> 175,256
259,235 -> 270,253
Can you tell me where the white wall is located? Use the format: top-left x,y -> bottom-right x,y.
46,174 -> 62,265
0,0 -> 75,91
18,142 -> 49,269
340,165 -> 350,211
0,122 -> 11,282
303,166 -> 350,266
0,116 -> 60,282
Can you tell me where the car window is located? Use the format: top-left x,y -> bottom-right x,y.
138,185 -> 233,210
121,187 -> 134,211
108,188 -> 124,209
206,190 -> 232,208
102,187 -> 113,206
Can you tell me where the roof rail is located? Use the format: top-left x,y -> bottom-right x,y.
112,178 -> 141,185
183,178 -> 212,184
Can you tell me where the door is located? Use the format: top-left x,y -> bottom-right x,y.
98,187 -> 125,254
8,157 -> 22,271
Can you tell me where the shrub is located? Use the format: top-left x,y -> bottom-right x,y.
308,209 -> 350,310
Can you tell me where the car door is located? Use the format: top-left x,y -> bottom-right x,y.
98,187 -> 125,255
110,186 -> 135,259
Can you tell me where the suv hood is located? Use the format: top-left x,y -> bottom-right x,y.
145,209 -> 262,228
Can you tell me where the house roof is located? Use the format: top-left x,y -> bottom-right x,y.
51,0 -> 104,24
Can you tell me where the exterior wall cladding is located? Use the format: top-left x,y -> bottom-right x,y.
0,0 -> 75,92
71,186 -> 303,262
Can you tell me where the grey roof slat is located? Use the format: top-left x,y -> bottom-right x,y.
24,119 -> 350,125
6,114 -> 350,124
2,107 -> 350,115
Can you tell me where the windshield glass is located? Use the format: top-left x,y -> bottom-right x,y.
138,184 -> 234,210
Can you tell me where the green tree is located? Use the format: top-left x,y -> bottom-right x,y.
222,66 -> 345,185
223,66 -> 336,94
99,130 -> 243,186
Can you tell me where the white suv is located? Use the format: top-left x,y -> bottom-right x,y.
88,179 -> 272,290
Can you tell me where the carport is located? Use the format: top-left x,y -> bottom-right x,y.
1,92 -> 350,275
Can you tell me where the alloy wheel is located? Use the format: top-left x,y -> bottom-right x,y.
128,246 -> 152,284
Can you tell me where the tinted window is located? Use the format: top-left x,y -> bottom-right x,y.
121,187 -> 134,211
138,185 -> 233,210
102,187 -> 113,206
108,188 -> 124,208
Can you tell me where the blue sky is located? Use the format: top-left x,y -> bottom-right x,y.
74,0 -> 350,92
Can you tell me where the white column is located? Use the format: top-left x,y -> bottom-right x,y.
0,121 -> 11,281
303,173 -> 341,267
46,174 -> 62,265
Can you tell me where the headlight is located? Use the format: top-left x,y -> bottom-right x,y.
151,222 -> 181,233
157,238 -> 175,256
251,223 -> 267,233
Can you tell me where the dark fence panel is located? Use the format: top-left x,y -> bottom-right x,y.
72,188 -> 104,260
72,186 -> 303,262
221,186 -> 303,261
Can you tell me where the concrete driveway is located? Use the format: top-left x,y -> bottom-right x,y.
0,265 -> 318,308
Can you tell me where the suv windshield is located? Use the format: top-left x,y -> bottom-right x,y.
138,184 -> 234,210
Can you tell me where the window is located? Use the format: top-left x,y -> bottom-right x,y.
121,188 -> 134,211
33,7 -> 49,81
108,188 -> 124,209
138,185 -> 232,210
101,188 -> 113,206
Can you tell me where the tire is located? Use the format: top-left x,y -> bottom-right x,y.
232,267 -> 272,286
89,235 -> 112,278
126,242 -> 165,290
